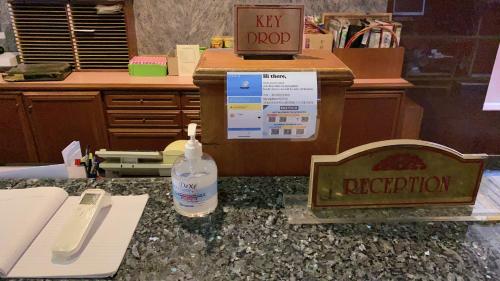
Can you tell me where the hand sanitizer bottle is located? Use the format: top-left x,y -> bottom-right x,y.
171,123 -> 218,217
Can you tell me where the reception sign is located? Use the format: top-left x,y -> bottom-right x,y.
234,4 -> 304,55
308,140 -> 487,209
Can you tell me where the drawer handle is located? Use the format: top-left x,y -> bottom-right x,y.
140,99 -> 144,103
142,118 -> 146,123
75,29 -> 96,33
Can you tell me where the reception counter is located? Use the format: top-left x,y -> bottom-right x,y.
0,70 -> 417,166
1,177 -> 498,280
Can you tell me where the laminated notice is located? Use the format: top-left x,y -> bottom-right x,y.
226,72 -> 318,139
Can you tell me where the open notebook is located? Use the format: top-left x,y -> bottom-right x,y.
0,186 -> 148,278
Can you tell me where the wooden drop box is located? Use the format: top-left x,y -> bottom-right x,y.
193,49 -> 354,176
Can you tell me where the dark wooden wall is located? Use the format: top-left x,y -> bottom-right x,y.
388,0 -> 500,153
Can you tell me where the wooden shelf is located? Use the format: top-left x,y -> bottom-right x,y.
0,72 -> 197,90
333,47 -> 406,79
352,78 -> 412,90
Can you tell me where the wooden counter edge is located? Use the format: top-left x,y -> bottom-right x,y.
0,72 -> 199,91
193,67 -> 354,84
0,75 -> 412,92
350,78 -> 414,90
0,82 -> 198,91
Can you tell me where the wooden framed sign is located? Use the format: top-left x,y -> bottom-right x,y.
308,140 -> 487,209
234,4 -> 304,55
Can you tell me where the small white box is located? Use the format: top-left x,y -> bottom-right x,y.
0,52 -> 18,67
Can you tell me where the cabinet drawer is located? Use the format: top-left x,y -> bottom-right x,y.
340,93 -> 402,152
108,128 -> 183,151
105,93 -> 180,109
107,110 -> 182,128
182,110 -> 201,128
23,91 -> 108,163
181,93 -> 200,109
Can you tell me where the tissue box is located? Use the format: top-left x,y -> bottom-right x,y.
167,50 -> 179,76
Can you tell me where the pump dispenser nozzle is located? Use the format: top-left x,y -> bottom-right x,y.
187,123 -> 197,139
185,123 -> 202,160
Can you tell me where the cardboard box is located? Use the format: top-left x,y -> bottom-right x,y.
167,50 -> 178,76
304,33 -> 334,51
0,52 -> 18,67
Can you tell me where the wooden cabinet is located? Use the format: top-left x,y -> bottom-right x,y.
399,97 -> 423,139
23,91 -> 108,163
182,110 -> 201,128
107,110 -> 182,128
0,73 -> 201,163
339,89 -> 423,152
180,93 -> 202,109
0,67 -> 419,165
0,93 -> 37,163
340,91 -> 403,151
193,49 -> 353,176
334,48 -> 423,152
105,92 -> 180,109
103,90 -> 197,151
108,128 -> 183,151
0,88 -> 201,163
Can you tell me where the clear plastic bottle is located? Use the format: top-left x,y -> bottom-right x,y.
171,123 -> 218,217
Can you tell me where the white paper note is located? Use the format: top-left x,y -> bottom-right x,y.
7,195 -> 149,278
0,187 -> 68,276
0,164 -> 69,179
226,72 -> 318,139
176,45 -> 200,76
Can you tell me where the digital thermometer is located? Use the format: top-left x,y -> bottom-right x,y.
52,189 -> 111,263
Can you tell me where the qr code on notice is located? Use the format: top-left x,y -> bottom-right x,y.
296,128 -> 304,135
268,116 -> 276,122
301,116 -> 309,122
284,129 -> 292,135
279,116 -> 287,122
271,128 -> 280,135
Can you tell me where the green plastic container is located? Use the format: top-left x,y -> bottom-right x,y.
128,63 -> 167,77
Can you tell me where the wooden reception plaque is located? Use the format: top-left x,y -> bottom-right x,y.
308,140 -> 487,209
193,49 -> 353,176
234,5 -> 304,55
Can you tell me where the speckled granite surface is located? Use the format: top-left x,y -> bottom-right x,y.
1,177 -> 499,280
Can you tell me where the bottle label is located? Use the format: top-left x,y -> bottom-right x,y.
172,178 -> 217,208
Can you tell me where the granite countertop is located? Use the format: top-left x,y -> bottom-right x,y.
1,177 -> 499,280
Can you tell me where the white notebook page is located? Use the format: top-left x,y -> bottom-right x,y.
0,187 -> 68,276
8,195 -> 148,278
